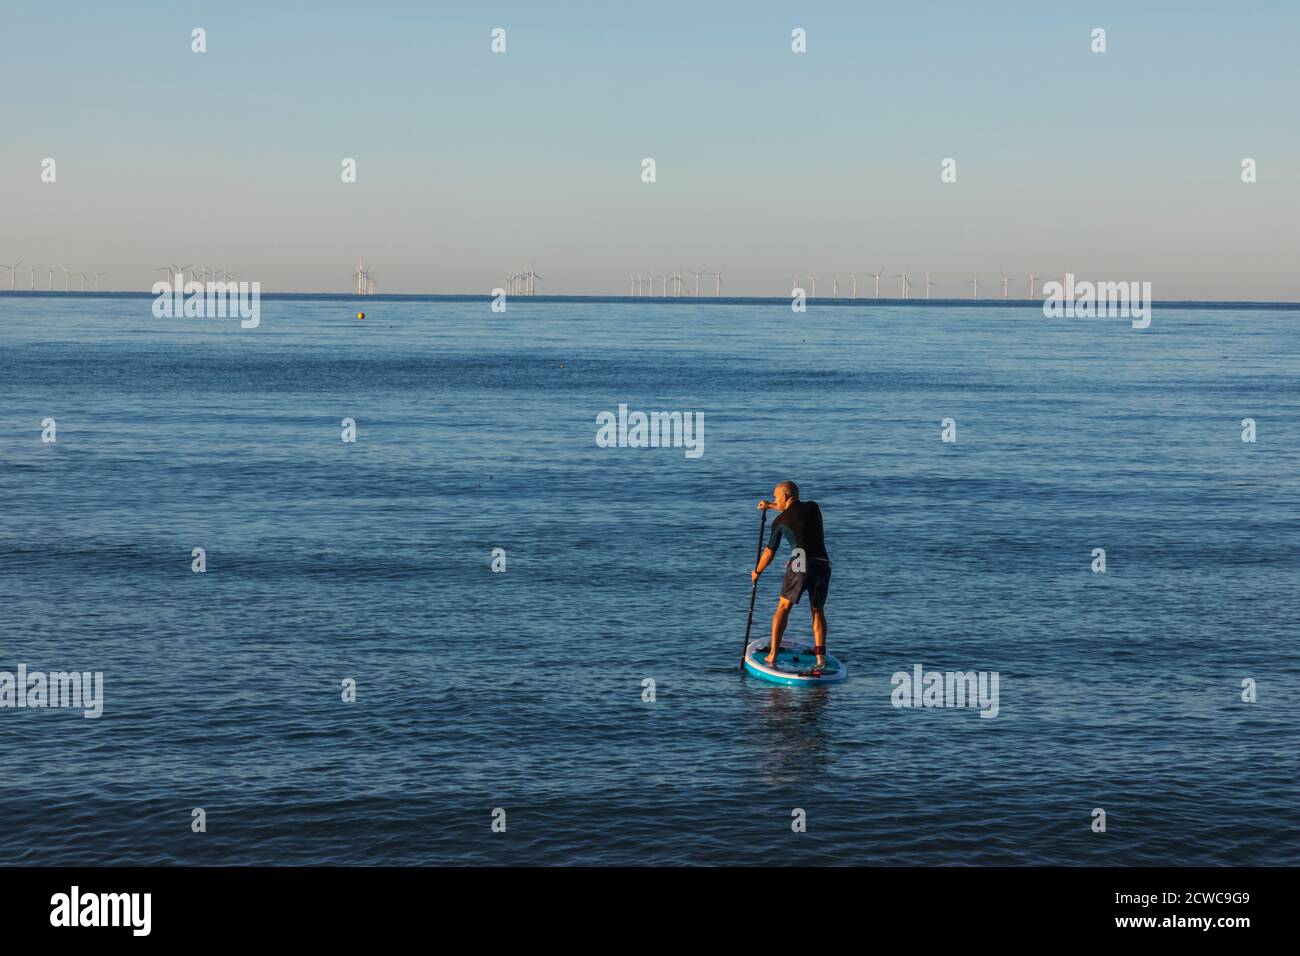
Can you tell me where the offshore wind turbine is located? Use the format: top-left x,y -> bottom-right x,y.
76,271 -> 87,292
688,268 -> 705,297
1027,273 -> 1038,298
891,272 -> 910,300
806,273 -> 818,297
46,267 -> 55,291
156,263 -> 189,290
831,274 -> 839,299
924,274 -> 936,299
93,271 -> 106,291
968,275 -> 980,299
670,266 -> 685,297
850,273 -> 859,298
1000,271 -> 1014,299
62,266 -> 71,291
708,267 -> 724,297
28,264 -> 42,290
867,269 -> 883,298
1,259 -> 22,291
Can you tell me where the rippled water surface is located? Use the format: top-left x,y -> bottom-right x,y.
2,296 -> 1297,865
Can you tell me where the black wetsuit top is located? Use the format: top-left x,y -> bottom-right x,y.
766,501 -> 829,563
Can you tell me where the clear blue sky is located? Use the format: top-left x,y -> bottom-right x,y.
2,0 -> 1298,297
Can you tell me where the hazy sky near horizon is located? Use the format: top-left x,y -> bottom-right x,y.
3,0 -> 1298,298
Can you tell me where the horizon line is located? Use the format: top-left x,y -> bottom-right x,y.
2,291 -> 1299,310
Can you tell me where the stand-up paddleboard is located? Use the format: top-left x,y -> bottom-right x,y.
744,638 -> 846,686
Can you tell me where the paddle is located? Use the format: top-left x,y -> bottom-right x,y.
742,506 -> 769,670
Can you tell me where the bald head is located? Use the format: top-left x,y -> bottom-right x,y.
774,481 -> 799,508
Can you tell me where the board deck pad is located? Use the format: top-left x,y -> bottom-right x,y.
752,645 -> 840,676
744,639 -> 847,684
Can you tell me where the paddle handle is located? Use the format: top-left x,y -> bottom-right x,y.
742,508 -> 769,669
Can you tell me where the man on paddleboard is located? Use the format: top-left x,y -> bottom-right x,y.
751,481 -> 831,669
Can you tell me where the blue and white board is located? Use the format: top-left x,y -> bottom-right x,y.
744,638 -> 846,686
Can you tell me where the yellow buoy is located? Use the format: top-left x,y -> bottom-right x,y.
357,312 -> 365,320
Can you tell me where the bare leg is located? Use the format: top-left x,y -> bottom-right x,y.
766,598 -> 792,665
812,608 -> 827,667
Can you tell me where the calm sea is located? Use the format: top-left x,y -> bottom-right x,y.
1,294 -> 1297,865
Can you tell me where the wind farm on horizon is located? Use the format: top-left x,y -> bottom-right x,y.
625,266 -> 1062,301
0,256 -> 1286,305
0,259 -> 254,294
0,259 -> 108,293
0,242 -> 1084,301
